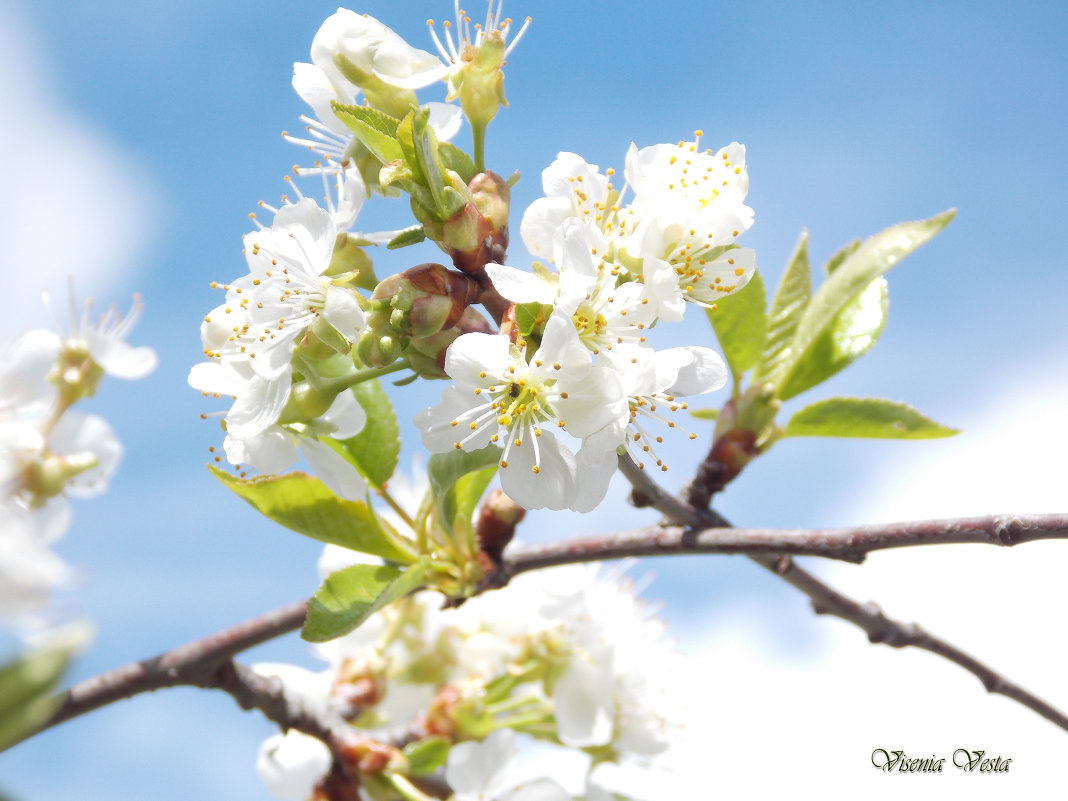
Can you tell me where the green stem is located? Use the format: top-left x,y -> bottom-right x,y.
386,772 -> 438,801
379,487 -> 416,532
320,359 -> 411,394
472,121 -> 487,172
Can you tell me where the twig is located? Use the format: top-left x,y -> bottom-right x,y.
10,600 -> 308,746
506,513 -> 1068,568
614,455 -> 1068,734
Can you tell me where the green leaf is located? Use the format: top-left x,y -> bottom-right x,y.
776,276 -> 888,400
705,269 -> 767,379
775,210 -> 955,398
396,111 -> 426,185
514,301 -> 552,338
439,142 -> 477,184
783,397 -> 959,439
302,561 -> 430,642
413,110 -> 447,218
0,625 -> 89,751
209,466 -> 414,562
824,239 -> 861,275
331,381 -> 400,490
332,102 -> 403,165
451,465 -> 497,529
752,231 -> 811,387
404,737 -> 451,776
690,408 -> 718,421
427,445 -> 500,527
387,225 -> 427,249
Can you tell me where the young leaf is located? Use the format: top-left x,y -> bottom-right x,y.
427,445 -> 500,526
752,231 -> 811,387
450,465 -> 498,530
209,467 -> 415,562
302,560 -> 430,642
705,269 -> 767,379
331,102 -> 403,165
783,397 -> 959,439
331,381 -> 400,490
413,110 -> 447,218
776,277 -> 888,400
396,111 -> 426,186
824,239 -> 861,275
775,210 -> 955,397
439,142 -> 477,184
387,225 -> 427,249
0,625 -> 88,751
404,737 -> 451,776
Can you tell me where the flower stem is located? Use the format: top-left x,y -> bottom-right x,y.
386,772 -> 438,801
319,359 -> 412,394
472,121 -> 487,172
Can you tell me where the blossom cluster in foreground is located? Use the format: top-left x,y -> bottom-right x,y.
257,543 -> 691,800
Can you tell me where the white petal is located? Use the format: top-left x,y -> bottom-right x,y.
227,372 -> 291,439
371,40 -> 448,89
446,728 -> 516,799
572,436 -> 620,514
225,428 -> 298,474
0,329 -> 60,406
323,286 -> 366,343
554,365 -> 626,439
319,390 -> 365,439
536,314 -> 591,378
500,433 -> 576,511
485,263 -> 556,305
292,61 -> 352,136
426,102 -> 463,141
554,658 -> 615,747
255,731 -> 331,801
444,333 -> 512,388
519,196 -> 573,259
415,385 -> 494,453
89,337 -> 158,379
668,347 -> 727,396
49,412 -> 122,499
503,779 -> 573,801
300,438 -> 366,501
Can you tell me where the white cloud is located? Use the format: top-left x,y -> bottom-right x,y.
678,346 -> 1068,796
0,6 -> 156,343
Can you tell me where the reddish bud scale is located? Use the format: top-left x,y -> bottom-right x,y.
476,488 -> 525,566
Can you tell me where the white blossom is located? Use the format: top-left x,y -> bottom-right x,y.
446,729 -> 570,801
415,314 -> 627,511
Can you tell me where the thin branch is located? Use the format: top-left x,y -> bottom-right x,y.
11,600 -> 308,746
506,513 -> 1068,568
614,456 -> 1068,734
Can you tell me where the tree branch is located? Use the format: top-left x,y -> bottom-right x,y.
505,513 -> 1068,568
10,600 -> 308,746
613,455 -> 1068,734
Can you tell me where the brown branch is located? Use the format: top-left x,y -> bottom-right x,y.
506,513 -> 1068,568
8,600 -> 308,747
614,455 -> 1068,734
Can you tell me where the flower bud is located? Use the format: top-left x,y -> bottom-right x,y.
455,31 -> 507,129
404,307 -> 493,379
475,488 -> 524,565
276,380 -> 342,425
469,171 -> 511,232
356,330 -> 404,368
370,264 -> 481,339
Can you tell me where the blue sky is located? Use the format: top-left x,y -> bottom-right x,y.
2,1 -> 1067,798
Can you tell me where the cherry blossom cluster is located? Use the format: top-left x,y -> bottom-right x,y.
416,138 -> 756,511
256,547 -> 690,801
0,291 -> 155,628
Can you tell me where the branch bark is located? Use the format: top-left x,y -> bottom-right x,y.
615,454 -> 1068,734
